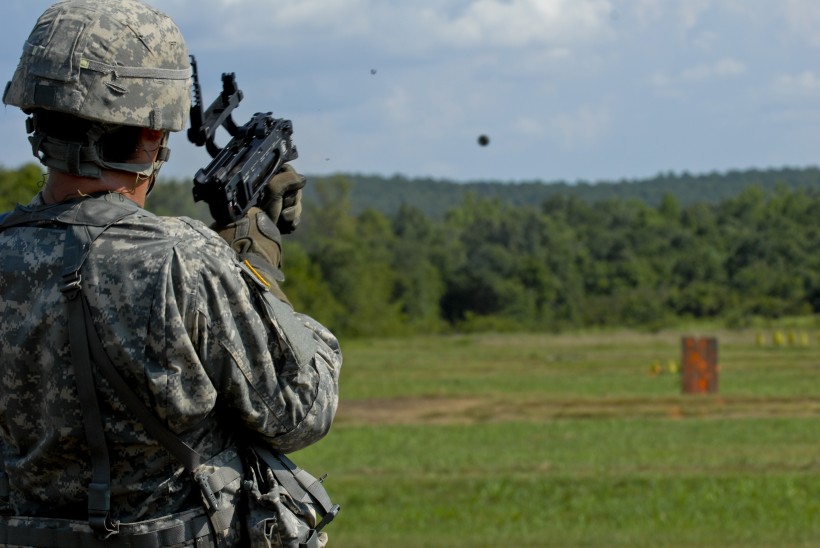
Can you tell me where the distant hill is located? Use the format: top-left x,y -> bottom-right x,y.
303,166 -> 820,217
147,165 -> 820,222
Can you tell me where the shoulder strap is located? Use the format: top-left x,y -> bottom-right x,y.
78,289 -> 203,470
252,444 -> 338,521
61,225 -> 120,538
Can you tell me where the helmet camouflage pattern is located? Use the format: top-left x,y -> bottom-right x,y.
3,0 -> 191,132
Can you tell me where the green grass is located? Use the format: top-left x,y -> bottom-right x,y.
293,328 -> 820,547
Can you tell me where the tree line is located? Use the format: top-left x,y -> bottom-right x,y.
2,163 -> 820,336
277,177 -> 820,336
300,166 -> 820,218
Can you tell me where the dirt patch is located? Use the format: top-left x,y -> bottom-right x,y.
336,396 -> 489,425
336,395 -> 820,425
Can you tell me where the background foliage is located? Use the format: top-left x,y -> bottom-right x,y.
4,163 -> 820,336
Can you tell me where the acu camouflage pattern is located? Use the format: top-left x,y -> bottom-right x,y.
3,0 -> 191,131
0,193 -> 341,532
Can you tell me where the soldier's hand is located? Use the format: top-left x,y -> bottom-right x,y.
213,207 -> 291,304
261,164 -> 306,234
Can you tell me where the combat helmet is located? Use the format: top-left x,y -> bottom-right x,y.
3,0 -> 192,178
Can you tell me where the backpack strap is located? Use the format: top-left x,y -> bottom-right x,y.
78,288 -> 203,470
80,298 -> 241,543
60,224 -> 119,538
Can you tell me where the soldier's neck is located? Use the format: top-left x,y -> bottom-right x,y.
43,169 -> 149,207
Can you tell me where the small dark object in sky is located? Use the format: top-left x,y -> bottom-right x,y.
370,69 -> 377,75
477,134 -> 490,146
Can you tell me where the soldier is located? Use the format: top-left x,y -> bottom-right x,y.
0,0 -> 340,546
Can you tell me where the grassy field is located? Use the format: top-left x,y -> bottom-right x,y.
293,328 -> 820,547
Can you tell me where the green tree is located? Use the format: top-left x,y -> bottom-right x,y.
146,178 -> 210,221
0,164 -> 44,211
391,205 -> 446,332
296,177 -> 404,336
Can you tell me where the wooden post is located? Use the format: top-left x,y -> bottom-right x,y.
681,337 -> 718,394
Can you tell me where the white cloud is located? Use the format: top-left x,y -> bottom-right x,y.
772,70 -> 820,97
690,30 -> 719,51
514,117 -> 546,137
632,0 -> 663,27
652,57 -> 747,91
440,0 -> 615,49
677,0 -> 713,32
155,0 -> 615,54
722,0 -> 820,49
782,0 -> 820,47
680,57 -> 746,82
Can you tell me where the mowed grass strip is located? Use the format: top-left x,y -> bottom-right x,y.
294,330 -> 820,547
339,330 -> 820,400
336,393 -> 820,424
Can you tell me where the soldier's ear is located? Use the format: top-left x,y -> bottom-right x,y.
139,129 -> 165,148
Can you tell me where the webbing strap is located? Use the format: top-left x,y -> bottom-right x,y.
35,134 -> 162,179
81,296 -> 202,471
253,445 -> 335,515
81,58 -> 191,80
61,225 -> 118,538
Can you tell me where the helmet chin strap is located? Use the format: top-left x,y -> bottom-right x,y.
142,132 -> 170,198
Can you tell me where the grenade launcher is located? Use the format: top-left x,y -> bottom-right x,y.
187,56 -> 298,225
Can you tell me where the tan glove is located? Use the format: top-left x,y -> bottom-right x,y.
261,164 -> 307,234
214,207 -> 291,304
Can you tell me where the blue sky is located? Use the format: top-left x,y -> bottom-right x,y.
2,0 -> 820,184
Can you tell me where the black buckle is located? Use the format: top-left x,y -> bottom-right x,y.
315,504 -> 340,532
60,272 -> 82,299
195,474 -> 220,510
88,482 -> 119,539
299,529 -> 320,548
89,512 -> 119,540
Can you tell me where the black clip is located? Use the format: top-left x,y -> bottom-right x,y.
195,474 -> 220,510
88,482 -> 119,539
60,272 -> 82,299
315,504 -> 340,532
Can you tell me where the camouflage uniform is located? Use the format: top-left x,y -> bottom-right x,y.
0,191 -> 341,525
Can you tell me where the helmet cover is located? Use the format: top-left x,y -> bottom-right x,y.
3,0 -> 191,132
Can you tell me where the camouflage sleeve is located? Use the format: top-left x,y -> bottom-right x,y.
179,227 -> 341,454
250,287 -> 342,453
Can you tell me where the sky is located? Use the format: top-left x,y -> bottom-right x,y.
1,0 -> 820,184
